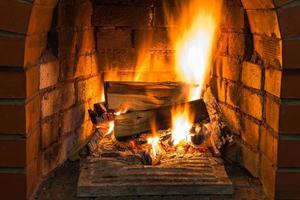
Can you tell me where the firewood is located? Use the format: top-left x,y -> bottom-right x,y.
114,99 -> 209,139
105,82 -> 191,111
94,103 -> 107,116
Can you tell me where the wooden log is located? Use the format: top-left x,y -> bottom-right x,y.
105,82 -> 191,111
113,99 -> 209,139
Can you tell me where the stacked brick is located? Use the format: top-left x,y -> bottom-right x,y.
213,0 -> 300,199
0,0 -> 103,199
93,0 -> 177,81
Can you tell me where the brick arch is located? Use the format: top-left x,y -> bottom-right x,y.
0,0 -> 299,199
241,1 -> 300,199
0,1 -> 59,200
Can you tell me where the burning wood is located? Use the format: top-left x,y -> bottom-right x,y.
113,98 -> 209,139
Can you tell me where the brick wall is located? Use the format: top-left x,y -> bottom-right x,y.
93,0 -> 177,82
213,0 -> 300,199
0,0 -> 103,199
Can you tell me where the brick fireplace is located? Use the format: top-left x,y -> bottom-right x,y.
0,0 -> 300,199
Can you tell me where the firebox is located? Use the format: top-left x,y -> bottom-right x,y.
0,0 -> 300,199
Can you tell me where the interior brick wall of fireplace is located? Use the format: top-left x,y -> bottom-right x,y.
0,0 -> 300,199
214,1 -> 300,199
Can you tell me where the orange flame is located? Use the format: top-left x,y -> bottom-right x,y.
167,0 -> 222,144
147,118 -> 162,159
166,0 -> 222,100
171,105 -> 194,145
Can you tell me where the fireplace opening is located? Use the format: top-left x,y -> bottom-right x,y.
78,0 -> 261,197
1,0 -> 300,199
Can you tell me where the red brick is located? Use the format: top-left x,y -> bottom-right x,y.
24,33 -> 48,67
226,82 -> 239,107
41,142 -> 65,176
228,33 -> 246,58
247,10 -> 280,38
264,67 -> 282,97
211,77 -> 226,102
222,6 -> 245,31
260,155 -> 276,199
41,89 -> 61,118
26,159 -> 41,199
0,129 -> 40,167
26,129 -> 40,168
241,144 -> 259,177
276,170 -> 300,199
135,28 -> 171,49
0,103 -> 26,134
0,34 -> 25,67
241,0 -> 275,9
26,65 -> 40,98
99,49 -> 136,71
61,83 -> 76,110
219,104 -> 241,133
253,35 -> 282,67
27,4 -> 54,35
58,0 -> 92,29
274,0 -> 295,7
25,95 -> 41,133
242,62 -> 262,90
58,29 -> 95,57
0,68 -> 26,98
281,70 -> 300,98
0,172 -> 27,200
240,88 -> 263,120
241,117 -> 260,149
278,138 -> 300,167
93,5 -> 150,27
260,126 -> 278,164
39,59 -> 59,90
279,102 -> 300,133
42,116 -> 60,149
97,28 -> 132,49
277,4 -> 300,37
74,55 -> 92,78
0,138 -> 26,167
215,33 -> 228,56
0,0 -> 32,34
265,96 -> 280,132
215,56 -> 241,81
282,39 -> 300,69
77,75 -> 104,104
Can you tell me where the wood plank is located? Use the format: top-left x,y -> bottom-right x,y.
105,82 -> 190,111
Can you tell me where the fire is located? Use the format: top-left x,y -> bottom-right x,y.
171,105 -> 194,145
167,0 -> 222,144
148,119 -> 161,159
147,136 -> 160,159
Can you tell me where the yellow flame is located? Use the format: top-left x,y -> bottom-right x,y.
147,136 -> 160,159
168,0 -> 222,144
171,105 -> 194,145
167,0 -> 221,100
107,121 -> 115,135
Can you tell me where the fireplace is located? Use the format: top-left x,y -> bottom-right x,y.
0,0 -> 300,199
